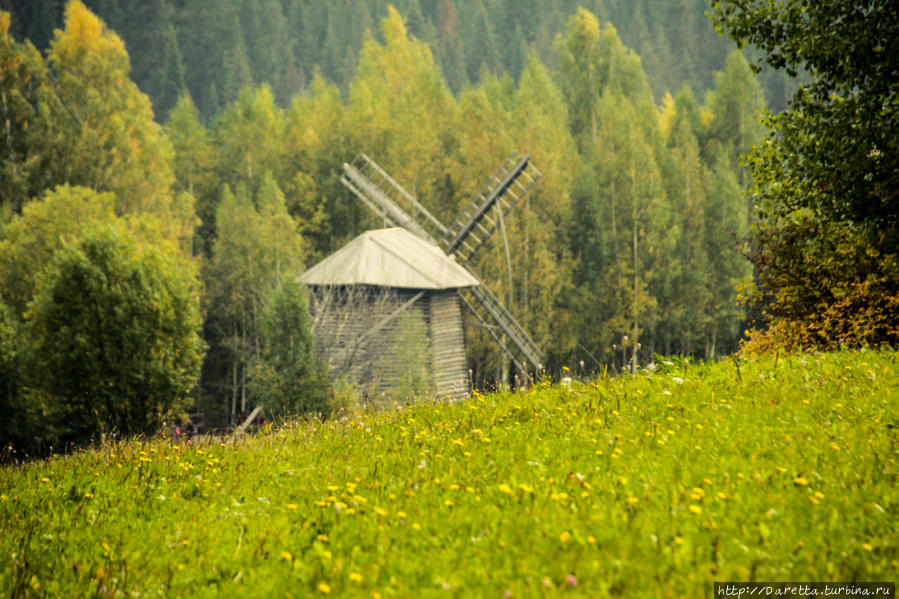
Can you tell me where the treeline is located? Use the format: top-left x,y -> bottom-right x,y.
0,0 -> 796,121
1,2 -> 764,450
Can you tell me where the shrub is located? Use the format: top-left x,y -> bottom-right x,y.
741,211 -> 899,354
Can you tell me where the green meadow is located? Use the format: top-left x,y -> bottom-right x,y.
2,350 -> 897,597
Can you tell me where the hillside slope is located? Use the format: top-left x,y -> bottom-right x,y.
2,351 -> 896,597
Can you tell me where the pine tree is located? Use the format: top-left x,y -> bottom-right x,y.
175,0 -> 239,118
239,0 -> 287,101
115,0 -> 185,120
462,0 -> 500,83
154,22 -> 186,120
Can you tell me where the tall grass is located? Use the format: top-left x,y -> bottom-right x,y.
1,350 -> 896,597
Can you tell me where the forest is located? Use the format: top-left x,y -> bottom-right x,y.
1,0 -> 895,454
1,0 -> 799,120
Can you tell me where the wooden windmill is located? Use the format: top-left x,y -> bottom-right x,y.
338,152 -> 544,379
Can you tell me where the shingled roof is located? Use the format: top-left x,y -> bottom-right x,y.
300,227 -> 479,290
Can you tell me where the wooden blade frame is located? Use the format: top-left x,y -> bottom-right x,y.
339,153 -> 545,373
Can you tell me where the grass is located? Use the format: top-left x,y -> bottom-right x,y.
1,350 -> 897,597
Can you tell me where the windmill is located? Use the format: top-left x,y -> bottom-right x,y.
339,152 -> 544,380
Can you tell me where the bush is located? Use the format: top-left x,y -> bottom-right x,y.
25,225 -> 204,445
740,211 -> 899,354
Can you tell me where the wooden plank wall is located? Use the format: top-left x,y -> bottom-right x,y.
309,286 -> 470,403
430,291 -> 470,400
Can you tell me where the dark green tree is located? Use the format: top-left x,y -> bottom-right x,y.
25,225 -> 204,445
0,299 -> 26,456
105,0 -> 186,120
0,12 -> 57,213
239,0 -> 287,95
462,0 -> 500,83
711,0 -> 899,351
249,277 -> 328,418
0,0 -> 60,51
705,50 -> 765,184
711,0 -> 897,232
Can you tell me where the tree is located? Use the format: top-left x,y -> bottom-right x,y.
0,185 -> 117,316
165,94 -> 216,254
47,1 -> 177,217
558,9 -> 669,369
95,0 -> 186,121
704,50 -> 765,184
461,0 -> 500,83
710,1 -> 897,229
249,277 -> 328,418
174,0 -> 241,118
0,11 -> 58,213
0,299 -> 26,456
203,176 -> 308,422
214,85 -> 285,199
205,184 -> 261,420
25,224 -> 204,445
508,52 -> 579,361
711,0 -> 899,350
347,6 -> 458,221
283,73 -> 345,260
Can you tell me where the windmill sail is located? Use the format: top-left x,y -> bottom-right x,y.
340,153 -> 446,243
339,153 -> 544,374
458,268 -> 543,371
443,153 -> 541,265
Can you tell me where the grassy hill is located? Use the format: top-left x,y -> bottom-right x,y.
2,350 -> 897,597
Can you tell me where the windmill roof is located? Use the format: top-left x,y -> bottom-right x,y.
300,228 -> 480,290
